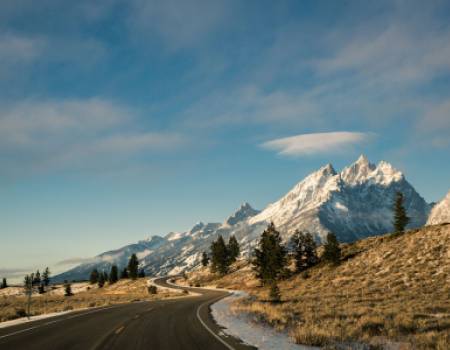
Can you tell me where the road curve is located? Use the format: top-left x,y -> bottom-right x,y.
0,277 -> 255,350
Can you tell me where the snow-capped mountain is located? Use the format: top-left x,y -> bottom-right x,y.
427,190 -> 450,225
249,155 -> 430,242
55,155 -> 433,282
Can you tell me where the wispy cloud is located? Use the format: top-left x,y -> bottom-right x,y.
0,268 -> 31,279
55,257 -> 95,266
0,98 -> 188,175
127,0 -> 232,50
262,132 -> 373,156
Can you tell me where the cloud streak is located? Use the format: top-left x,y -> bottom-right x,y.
0,98 -> 188,175
262,132 -> 373,156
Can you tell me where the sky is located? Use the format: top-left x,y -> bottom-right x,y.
1,0 -> 449,282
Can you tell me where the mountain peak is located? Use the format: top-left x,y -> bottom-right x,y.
225,202 -> 259,226
341,155 -> 376,185
189,222 -> 205,234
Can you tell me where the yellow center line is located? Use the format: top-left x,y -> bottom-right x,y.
115,326 -> 125,334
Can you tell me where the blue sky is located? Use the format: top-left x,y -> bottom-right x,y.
1,0 -> 449,281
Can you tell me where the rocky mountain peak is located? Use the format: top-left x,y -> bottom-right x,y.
340,154 -> 376,185
225,202 -> 259,226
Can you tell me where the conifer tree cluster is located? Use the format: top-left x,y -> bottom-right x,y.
88,254 -> 145,289
22,267 -> 51,295
210,235 -> 240,275
252,222 -> 287,285
0,278 -> 7,289
289,230 -> 318,272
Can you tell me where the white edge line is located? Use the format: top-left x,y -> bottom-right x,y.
154,277 -> 237,350
196,298 -> 235,350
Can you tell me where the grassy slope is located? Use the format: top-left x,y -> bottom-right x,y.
0,278 -> 176,322
185,224 -> 450,349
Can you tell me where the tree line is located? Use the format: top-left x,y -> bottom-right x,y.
88,253 -> 145,289
203,191 -> 410,301
22,267 -> 51,295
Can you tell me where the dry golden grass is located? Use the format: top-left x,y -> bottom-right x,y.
186,224 -> 450,349
0,278 -> 177,322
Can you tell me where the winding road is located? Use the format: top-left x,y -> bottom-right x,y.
0,277 -> 255,350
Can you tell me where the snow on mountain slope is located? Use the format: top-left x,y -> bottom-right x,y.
427,191 -> 450,225
249,155 -> 430,242
55,155 -> 433,282
224,203 -> 260,226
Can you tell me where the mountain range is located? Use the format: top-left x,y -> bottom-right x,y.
54,155 -> 446,282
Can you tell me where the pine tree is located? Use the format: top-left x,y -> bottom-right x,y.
210,235 -> 230,275
269,281 -> 281,303
393,191 -> 410,235
38,284 -> 45,294
227,235 -> 240,264
42,267 -> 50,286
103,271 -> 109,283
1,278 -> 7,289
252,222 -> 287,285
64,280 -> 73,296
201,252 -> 210,267
23,275 -> 32,294
290,230 -> 318,272
138,269 -> 145,278
128,254 -> 139,280
33,270 -> 41,286
109,265 -> 119,284
120,267 -> 129,279
322,232 -> 341,265
98,272 -> 105,288
89,269 -> 99,284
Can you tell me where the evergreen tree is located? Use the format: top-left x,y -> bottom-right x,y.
289,230 -> 318,272
138,269 -> 146,278
322,232 -> 341,265
252,222 -> 287,285
23,275 -> 32,294
227,235 -> 240,263
128,254 -> 139,280
103,271 -> 109,283
33,270 -> 41,286
38,284 -> 45,294
64,280 -> 73,296
109,265 -> 119,284
269,281 -> 281,303
42,267 -> 50,286
98,272 -> 105,288
89,269 -> 99,284
1,278 -> 7,289
393,191 -> 409,235
210,235 -> 230,275
201,252 -> 210,267
120,267 -> 129,279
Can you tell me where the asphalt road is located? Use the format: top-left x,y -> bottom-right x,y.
0,277 -> 255,350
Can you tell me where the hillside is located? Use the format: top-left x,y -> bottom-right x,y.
183,224 -> 450,349
55,155 -> 432,282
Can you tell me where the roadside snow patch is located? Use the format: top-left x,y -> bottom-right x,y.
211,292 -> 317,350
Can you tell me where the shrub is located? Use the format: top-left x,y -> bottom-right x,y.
148,285 -> 158,294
